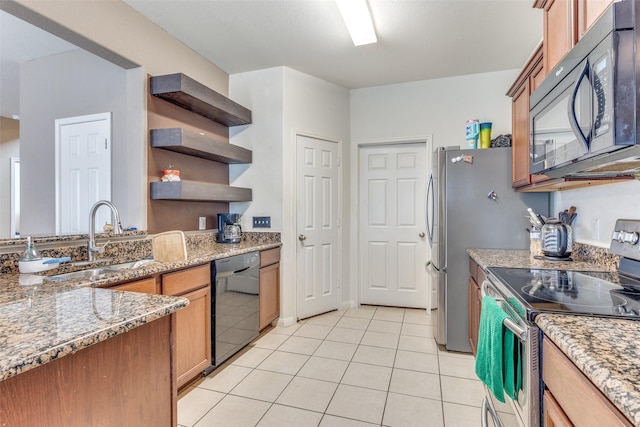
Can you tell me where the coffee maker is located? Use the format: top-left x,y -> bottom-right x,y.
217,213 -> 242,243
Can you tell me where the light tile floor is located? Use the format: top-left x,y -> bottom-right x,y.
178,306 -> 519,427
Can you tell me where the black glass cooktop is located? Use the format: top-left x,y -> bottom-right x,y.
487,267 -> 640,320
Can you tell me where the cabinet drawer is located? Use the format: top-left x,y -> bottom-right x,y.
543,339 -> 632,427
260,247 -> 281,268
162,264 -> 210,296
112,277 -> 158,294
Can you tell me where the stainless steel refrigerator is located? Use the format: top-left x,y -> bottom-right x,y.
426,146 -> 549,353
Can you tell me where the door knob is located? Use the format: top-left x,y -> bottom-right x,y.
419,232 -> 426,238
299,234 -> 307,241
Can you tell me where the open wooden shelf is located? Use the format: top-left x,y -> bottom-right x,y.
150,73 -> 251,126
151,128 -> 252,164
150,181 -> 252,202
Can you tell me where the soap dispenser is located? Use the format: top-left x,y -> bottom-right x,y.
20,236 -> 42,261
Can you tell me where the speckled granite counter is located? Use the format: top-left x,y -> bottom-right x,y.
0,285 -> 188,381
537,314 -> 640,426
0,235 -> 281,382
467,247 -> 617,272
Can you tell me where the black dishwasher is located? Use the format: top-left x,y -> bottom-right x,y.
210,251 -> 260,369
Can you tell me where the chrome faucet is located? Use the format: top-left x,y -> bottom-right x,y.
88,200 -> 123,262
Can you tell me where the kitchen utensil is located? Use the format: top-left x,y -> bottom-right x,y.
541,219 -> 572,258
527,208 -> 543,228
152,230 -> 187,263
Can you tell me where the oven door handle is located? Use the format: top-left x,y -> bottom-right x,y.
481,280 -> 528,342
481,396 -> 505,427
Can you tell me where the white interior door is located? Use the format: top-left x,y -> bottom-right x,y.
359,143 -> 428,308
55,113 -> 111,234
296,134 -> 340,320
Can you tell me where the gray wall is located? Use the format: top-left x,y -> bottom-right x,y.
20,49 -> 144,235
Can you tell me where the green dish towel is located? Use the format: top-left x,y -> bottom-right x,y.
475,296 -> 520,403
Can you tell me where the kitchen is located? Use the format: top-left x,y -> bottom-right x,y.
1,0 -> 640,426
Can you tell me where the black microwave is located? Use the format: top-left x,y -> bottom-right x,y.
529,0 -> 640,178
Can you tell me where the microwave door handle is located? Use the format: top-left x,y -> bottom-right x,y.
568,59 -> 592,151
426,173 -> 434,246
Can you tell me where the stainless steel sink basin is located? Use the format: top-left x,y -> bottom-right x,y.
44,259 -> 157,282
44,268 -> 113,282
105,259 -> 156,271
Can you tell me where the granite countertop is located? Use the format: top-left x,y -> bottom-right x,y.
537,314 -> 640,426
468,248 -> 637,425
0,238 -> 280,382
467,248 -> 616,272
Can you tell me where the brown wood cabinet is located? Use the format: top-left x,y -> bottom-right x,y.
507,43 -> 549,189
535,0 -> 614,72
577,0 -> 614,39
542,338 -> 633,427
162,264 -> 212,388
112,276 -> 159,294
259,248 -> 281,330
468,257 -> 485,355
544,391 -> 574,427
0,315 -> 176,427
541,0 -> 575,73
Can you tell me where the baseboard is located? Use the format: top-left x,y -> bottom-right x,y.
276,316 -> 297,328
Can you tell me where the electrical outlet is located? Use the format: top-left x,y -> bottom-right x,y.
198,217 -> 206,230
253,216 -> 271,228
592,219 -> 600,240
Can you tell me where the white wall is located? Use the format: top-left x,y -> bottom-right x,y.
20,49 -> 144,235
553,180 -> 640,247
230,66 -> 350,325
229,68 -> 285,231
351,69 -> 518,146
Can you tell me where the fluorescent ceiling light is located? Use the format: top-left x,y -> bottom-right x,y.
336,0 -> 377,46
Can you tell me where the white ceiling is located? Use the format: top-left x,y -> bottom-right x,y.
0,1 -> 543,118
123,0 -> 543,89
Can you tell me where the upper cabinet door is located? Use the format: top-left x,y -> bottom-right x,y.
576,0 -> 614,39
543,0 -> 576,74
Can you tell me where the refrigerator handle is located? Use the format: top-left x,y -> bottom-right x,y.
425,172 -> 434,246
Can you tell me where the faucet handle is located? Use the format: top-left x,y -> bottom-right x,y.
90,240 -> 111,255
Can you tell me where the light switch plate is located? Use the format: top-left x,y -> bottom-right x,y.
253,216 -> 271,228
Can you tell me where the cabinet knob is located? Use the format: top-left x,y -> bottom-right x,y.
419,232 -> 426,238
298,234 -> 307,241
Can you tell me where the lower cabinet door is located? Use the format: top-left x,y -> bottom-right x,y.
544,391 -> 574,427
259,262 -> 280,330
175,285 -> 211,388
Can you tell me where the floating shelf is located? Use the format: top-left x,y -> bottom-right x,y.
150,181 -> 252,202
150,73 -> 251,126
151,128 -> 252,164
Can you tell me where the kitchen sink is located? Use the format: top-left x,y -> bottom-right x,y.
44,267 -> 113,282
105,259 -> 157,271
44,259 -> 157,282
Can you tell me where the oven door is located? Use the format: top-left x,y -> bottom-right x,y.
480,279 -> 540,427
